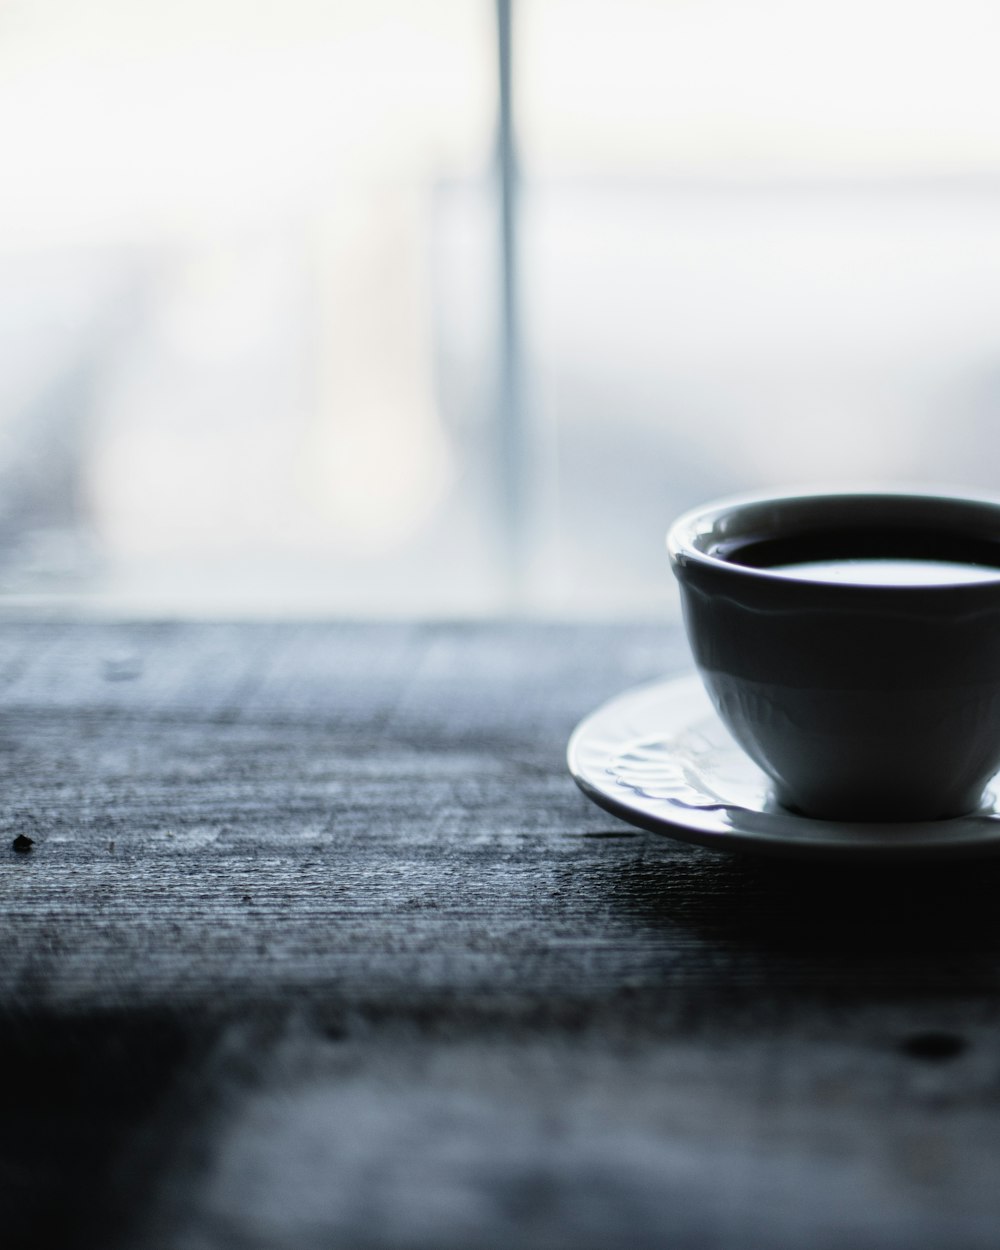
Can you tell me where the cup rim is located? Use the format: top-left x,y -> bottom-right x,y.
666,485 -> 1000,590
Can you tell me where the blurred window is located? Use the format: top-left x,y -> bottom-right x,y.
0,1 -> 998,615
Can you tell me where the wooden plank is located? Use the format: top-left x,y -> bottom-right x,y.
0,621 -> 997,1249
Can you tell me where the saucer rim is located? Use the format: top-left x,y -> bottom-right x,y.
567,674 -> 1000,861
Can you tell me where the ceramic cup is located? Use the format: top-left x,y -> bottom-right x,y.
667,490 -> 1000,821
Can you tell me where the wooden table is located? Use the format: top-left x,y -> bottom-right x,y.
3,620 -> 1000,1249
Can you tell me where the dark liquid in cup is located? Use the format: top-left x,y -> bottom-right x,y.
715,526 -> 1000,583
771,558 -> 1000,585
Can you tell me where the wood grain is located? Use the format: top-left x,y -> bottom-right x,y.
0,622 -> 998,1249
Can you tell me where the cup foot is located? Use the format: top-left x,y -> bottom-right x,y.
770,787 -> 987,825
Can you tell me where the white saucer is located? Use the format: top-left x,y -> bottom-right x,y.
567,675 -> 1000,860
